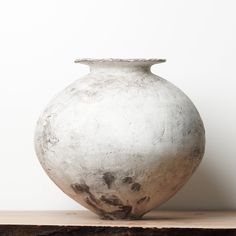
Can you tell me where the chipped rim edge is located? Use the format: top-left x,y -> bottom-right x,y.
74,58 -> 166,64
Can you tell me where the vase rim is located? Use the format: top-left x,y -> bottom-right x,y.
74,58 -> 166,65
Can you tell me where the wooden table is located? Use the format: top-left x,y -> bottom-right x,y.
0,210 -> 236,235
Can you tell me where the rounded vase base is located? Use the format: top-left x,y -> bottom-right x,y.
98,213 -> 143,220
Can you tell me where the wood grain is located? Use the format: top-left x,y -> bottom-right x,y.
0,210 -> 235,235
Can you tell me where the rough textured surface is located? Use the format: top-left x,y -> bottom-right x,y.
35,58 -> 205,219
1,225 -> 235,236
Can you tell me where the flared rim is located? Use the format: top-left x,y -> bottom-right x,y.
74,58 -> 166,64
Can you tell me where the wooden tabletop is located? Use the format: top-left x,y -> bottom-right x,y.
0,210 -> 236,229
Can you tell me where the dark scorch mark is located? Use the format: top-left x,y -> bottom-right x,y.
100,195 -> 123,206
88,192 -> 100,205
85,197 -> 105,216
122,176 -> 133,184
71,183 -> 89,193
131,183 -> 141,192
137,196 -> 150,204
107,205 -> 132,219
86,195 -> 133,220
71,183 -> 99,204
192,146 -> 201,157
71,181 -> 136,220
103,172 -> 115,189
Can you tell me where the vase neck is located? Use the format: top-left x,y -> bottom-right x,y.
75,58 -> 166,74
89,64 -> 152,74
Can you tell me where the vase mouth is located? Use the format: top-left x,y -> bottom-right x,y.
74,58 -> 166,66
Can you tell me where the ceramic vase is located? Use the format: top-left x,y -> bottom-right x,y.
35,58 -> 205,220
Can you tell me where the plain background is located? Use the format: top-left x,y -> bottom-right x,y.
0,0 -> 235,210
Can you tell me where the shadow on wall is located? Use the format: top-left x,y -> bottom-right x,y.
158,157 -> 231,211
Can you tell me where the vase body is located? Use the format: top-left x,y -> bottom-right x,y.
35,59 -> 205,220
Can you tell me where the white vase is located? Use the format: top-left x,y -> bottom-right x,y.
35,58 -> 205,220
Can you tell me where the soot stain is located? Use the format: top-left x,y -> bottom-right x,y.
131,183 -> 141,192
171,185 -> 179,192
85,197 -> 105,215
71,183 -> 99,204
71,183 -> 89,193
122,176 -> 133,184
86,195 -> 133,220
192,146 -> 201,157
103,172 -> 115,189
100,195 -> 123,206
71,181 -> 137,219
108,205 -> 132,219
88,192 -> 100,204
137,196 -> 150,204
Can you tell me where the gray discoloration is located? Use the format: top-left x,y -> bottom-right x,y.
40,114 -> 59,155
131,183 -> 141,192
35,58 -> 205,219
70,87 -> 76,92
122,177 -> 133,184
103,172 -> 115,189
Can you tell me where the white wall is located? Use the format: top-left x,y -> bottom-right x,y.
0,0 -> 235,210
